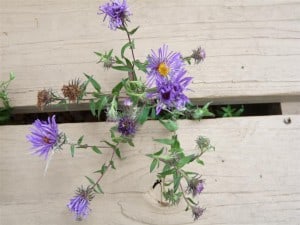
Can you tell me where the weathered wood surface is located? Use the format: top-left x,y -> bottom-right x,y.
1,0 -> 300,111
0,115 -> 299,224
281,102 -> 300,114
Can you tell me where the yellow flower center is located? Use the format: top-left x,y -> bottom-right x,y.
157,63 -> 170,77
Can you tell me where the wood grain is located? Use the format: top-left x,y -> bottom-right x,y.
0,115 -> 299,224
1,0 -> 300,111
281,102 -> 300,114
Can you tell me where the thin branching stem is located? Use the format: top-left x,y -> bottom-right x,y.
122,24 -> 136,81
76,144 -> 111,149
91,151 -> 115,190
179,183 -> 193,208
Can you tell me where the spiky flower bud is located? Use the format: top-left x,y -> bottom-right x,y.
191,47 -> 206,64
187,177 -> 204,196
192,206 -> 205,220
196,136 -> 214,152
37,89 -> 52,110
103,56 -> 115,69
61,79 -> 82,102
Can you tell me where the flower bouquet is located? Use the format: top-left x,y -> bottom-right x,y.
27,0 -> 214,221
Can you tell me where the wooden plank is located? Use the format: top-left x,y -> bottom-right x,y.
1,0 -> 300,111
0,115 -> 299,224
281,101 -> 300,114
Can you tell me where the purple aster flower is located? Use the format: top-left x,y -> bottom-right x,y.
188,177 -> 204,197
192,206 -> 205,221
147,69 -> 192,114
118,115 -> 137,136
67,187 -> 94,221
26,115 -> 60,160
98,0 -> 131,30
146,44 -> 185,86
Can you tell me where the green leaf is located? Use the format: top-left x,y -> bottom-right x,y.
146,153 -> 154,159
70,144 -> 75,157
94,163 -> 108,174
92,146 -> 102,154
94,51 -> 103,57
173,174 -> 182,192
110,160 -> 116,169
129,26 -> 139,35
154,147 -> 164,156
150,106 -> 156,119
137,106 -> 150,124
110,128 -> 116,140
107,49 -> 113,57
133,60 -> 147,73
163,181 -> 173,187
159,168 -> 176,177
118,26 -> 126,31
85,176 -> 96,185
114,147 -> 121,159
58,99 -> 67,106
121,41 -> 134,58
158,155 -> 173,161
112,65 -> 133,72
192,102 -> 214,120
185,171 -> 198,176
103,141 -> 121,159
177,155 -> 195,168
77,136 -> 84,145
127,138 -> 134,147
159,119 -> 178,132
112,135 -> 129,144
153,138 -> 175,145
234,105 -> 244,117
162,164 -> 171,173
112,80 -> 125,96
9,72 -> 15,80
171,137 -> 181,152
123,56 -> 130,65
150,159 -> 158,173
114,56 -> 123,64
84,73 -> 101,92
196,158 -> 205,165
103,140 -> 115,148
101,163 -> 108,174
90,99 -> 96,116
95,183 -> 104,194
187,197 -> 198,206
95,96 -> 108,118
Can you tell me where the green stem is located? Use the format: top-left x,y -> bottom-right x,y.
65,142 -> 111,150
122,24 -> 136,81
179,183 -> 193,208
76,144 -> 111,149
91,151 -> 115,190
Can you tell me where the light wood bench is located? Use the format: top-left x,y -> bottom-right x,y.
1,117 -> 299,224
1,0 -> 299,111
0,0 -> 300,224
